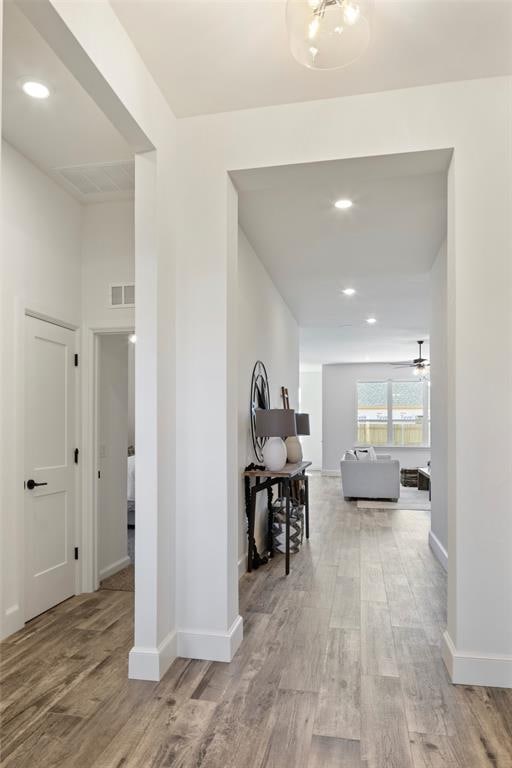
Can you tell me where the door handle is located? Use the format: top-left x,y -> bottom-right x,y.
26,479 -> 48,490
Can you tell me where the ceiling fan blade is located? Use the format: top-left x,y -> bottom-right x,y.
391,361 -> 413,366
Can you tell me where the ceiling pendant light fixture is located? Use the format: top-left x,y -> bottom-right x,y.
286,0 -> 372,70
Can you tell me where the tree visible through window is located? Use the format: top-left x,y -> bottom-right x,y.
357,380 -> 429,447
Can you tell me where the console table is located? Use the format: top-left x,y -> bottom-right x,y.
243,461 -> 311,576
418,466 -> 431,500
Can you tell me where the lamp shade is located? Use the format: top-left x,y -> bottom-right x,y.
255,408 -> 297,438
295,412 -> 310,436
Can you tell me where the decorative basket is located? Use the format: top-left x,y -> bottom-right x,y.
400,468 -> 419,487
271,497 -> 304,554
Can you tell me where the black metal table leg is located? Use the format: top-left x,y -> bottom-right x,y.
267,485 -> 274,557
285,479 -> 291,575
304,473 -> 310,539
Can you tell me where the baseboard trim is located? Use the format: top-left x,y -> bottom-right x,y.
99,556 -> 131,581
128,629 -> 177,681
177,615 -> 243,662
428,530 -> 448,572
1,604 -> 24,640
442,630 -> 512,688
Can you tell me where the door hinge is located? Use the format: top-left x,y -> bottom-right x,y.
74,547 -> 79,560
98,470 -> 101,479
74,448 -> 79,464
74,353 -> 79,367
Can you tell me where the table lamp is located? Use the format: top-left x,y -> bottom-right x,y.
286,412 -> 310,463
254,408 -> 297,471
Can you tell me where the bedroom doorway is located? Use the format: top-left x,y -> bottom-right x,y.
95,330 -> 135,590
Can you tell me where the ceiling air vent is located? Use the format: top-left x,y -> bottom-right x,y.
55,160 -> 135,196
109,283 -> 135,308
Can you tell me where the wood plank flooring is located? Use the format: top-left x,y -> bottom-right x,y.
1,475 -> 511,767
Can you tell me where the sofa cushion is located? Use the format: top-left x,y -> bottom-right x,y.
344,450 -> 357,461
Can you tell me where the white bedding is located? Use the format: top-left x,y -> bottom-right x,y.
127,454 -> 135,501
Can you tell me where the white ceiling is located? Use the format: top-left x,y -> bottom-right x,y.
111,0 -> 512,117
232,150 -> 449,366
2,2 -> 133,202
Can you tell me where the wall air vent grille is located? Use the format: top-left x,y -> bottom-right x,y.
109,283 -> 135,308
55,161 -> 135,196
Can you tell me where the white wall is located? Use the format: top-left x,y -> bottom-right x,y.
323,362 -> 431,473
2,141 -> 82,325
81,199 -> 135,329
429,241 -> 448,569
97,334 -> 130,579
1,140 -> 82,638
237,228 -> 299,568
299,370 -> 322,470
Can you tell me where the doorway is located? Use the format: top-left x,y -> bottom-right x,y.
24,314 -> 78,621
95,331 -> 135,588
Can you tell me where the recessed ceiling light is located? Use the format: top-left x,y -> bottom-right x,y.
366,317 -> 377,324
334,199 -> 353,210
129,333 -> 136,344
342,288 -> 356,296
22,80 -> 50,99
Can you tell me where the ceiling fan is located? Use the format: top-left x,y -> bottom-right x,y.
392,340 -> 430,377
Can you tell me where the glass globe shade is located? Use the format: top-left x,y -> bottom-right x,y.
286,0 -> 372,70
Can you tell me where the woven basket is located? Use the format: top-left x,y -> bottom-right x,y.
401,468 -> 419,487
271,497 -> 304,554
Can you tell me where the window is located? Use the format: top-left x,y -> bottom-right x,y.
392,381 -> 424,446
357,381 -> 388,446
357,380 -> 430,447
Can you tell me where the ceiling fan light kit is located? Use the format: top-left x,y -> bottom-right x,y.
392,340 -> 430,378
286,0 -> 372,70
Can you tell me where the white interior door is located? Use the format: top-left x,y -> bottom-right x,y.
25,315 -> 76,621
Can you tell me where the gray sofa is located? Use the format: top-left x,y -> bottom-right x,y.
340,452 -> 400,501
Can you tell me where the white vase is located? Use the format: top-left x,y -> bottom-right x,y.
262,437 -> 287,471
285,436 -> 303,464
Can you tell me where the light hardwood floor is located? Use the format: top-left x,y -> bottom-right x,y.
1,476 -> 511,767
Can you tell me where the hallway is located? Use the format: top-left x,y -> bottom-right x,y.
1,476 -> 511,767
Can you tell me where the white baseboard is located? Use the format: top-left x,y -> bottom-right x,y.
128,629 -> 177,681
428,530 -> 448,572
1,604 -> 24,640
177,615 -> 243,662
238,555 -> 247,580
442,630 -> 512,688
99,556 -> 131,581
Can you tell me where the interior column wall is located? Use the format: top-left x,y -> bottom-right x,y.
174,166 -> 242,660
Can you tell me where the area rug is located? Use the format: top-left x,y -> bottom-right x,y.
357,485 -> 430,511
100,565 -> 134,592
